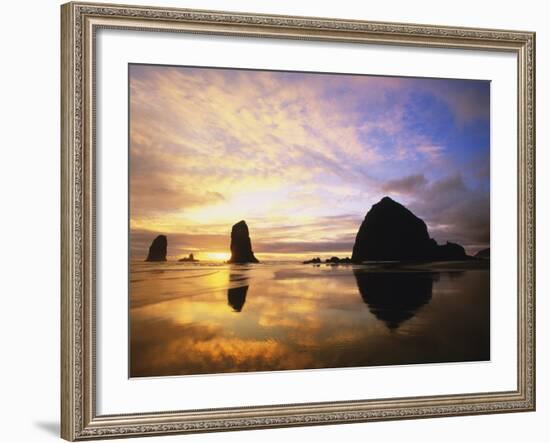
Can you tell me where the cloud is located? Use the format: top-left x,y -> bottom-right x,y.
129,64 -> 490,257
131,182 -> 225,217
407,174 -> 490,253
381,174 -> 427,195
374,172 -> 490,254
131,230 -> 229,259
416,144 -> 445,160
438,83 -> 490,126
131,214 -> 362,258
255,240 -> 355,255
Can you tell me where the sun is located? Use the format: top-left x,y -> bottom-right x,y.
204,251 -> 231,261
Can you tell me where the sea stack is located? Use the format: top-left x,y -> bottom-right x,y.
228,220 -> 259,264
178,253 -> 199,262
145,235 -> 167,262
351,196 -> 468,262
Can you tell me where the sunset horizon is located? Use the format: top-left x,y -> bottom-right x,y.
130,64 -> 490,261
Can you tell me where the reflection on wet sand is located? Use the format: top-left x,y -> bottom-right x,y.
130,261 -> 490,377
227,269 -> 249,312
353,270 -> 434,330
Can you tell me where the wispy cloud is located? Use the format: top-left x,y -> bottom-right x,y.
130,65 -> 490,258
381,174 -> 428,195
416,144 -> 446,160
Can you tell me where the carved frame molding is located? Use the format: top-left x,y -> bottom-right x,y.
61,2 -> 535,440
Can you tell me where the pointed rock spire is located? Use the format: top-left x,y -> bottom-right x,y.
145,235 -> 167,262
228,220 -> 259,264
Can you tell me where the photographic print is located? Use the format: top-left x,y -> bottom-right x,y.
129,64 -> 490,378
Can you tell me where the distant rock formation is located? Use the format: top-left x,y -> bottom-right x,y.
303,256 -> 352,265
474,248 -> 490,260
351,197 -> 469,262
325,256 -> 352,264
178,253 -> 199,262
303,257 -> 322,264
434,242 -> 468,261
228,220 -> 259,264
145,235 -> 167,262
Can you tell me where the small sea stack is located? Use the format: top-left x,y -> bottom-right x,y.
325,256 -> 352,264
303,257 -> 322,264
178,253 -> 199,262
303,257 -> 351,264
228,220 -> 259,264
145,235 -> 167,262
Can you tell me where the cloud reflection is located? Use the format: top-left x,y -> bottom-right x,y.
130,263 -> 489,377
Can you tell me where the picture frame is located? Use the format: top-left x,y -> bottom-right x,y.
61,1 -> 536,440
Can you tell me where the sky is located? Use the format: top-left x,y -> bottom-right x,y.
129,64 -> 490,261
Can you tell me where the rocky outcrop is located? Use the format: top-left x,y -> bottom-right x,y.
178,253 -> 199,262
325,256 -> 352,264
434,242 -> 468,260
303,257 -> 322,264
145,235 -> 167,262
351,197 -> 469,262
303,256 -> 352,265
228,220 -> 259,264
474,248 -> 490,259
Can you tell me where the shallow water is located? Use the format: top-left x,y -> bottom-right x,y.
130,261 -> 489,377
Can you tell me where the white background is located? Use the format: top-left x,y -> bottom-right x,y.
0,0 -> 547,442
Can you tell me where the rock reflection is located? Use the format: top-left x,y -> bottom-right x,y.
130,262 -> 490,376
353,270 -> 435,330
227,268 -> 249,312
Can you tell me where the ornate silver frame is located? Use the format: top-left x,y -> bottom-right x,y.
61,2 -> 536,440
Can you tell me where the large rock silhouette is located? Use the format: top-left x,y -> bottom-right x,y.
228,220 -> 259,264
351,197 -> 468,262
145,235 -> 167,262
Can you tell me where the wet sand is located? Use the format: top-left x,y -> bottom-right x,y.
130,261 -> 490,377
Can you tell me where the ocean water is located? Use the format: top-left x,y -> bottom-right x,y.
130,261 -> 490,377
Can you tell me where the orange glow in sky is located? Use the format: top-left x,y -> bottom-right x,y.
129,64 -> 490,260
